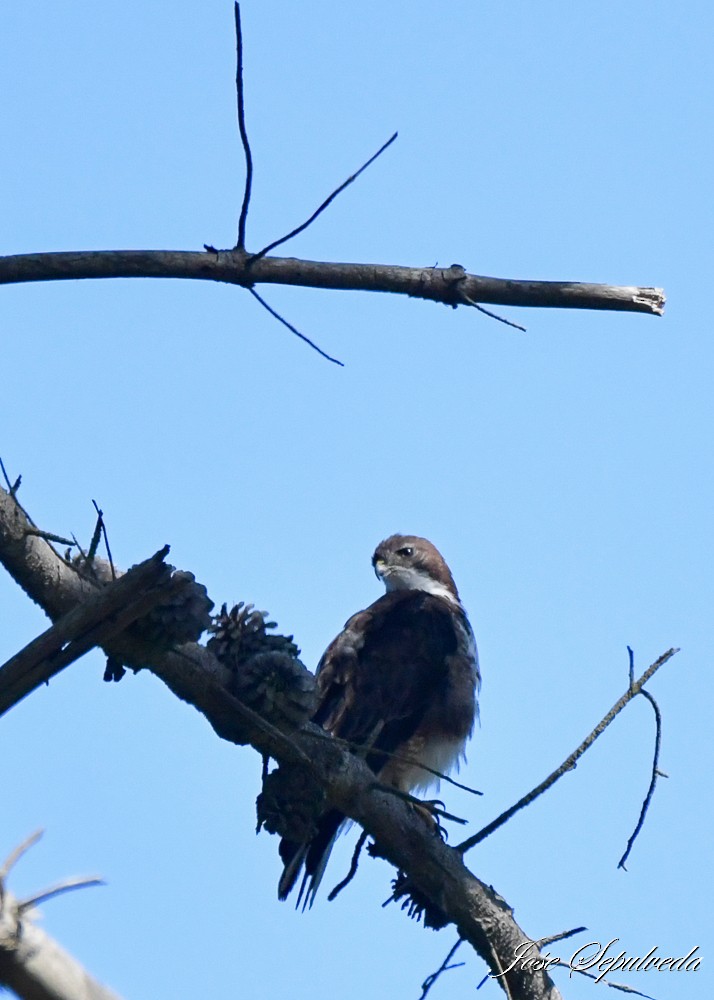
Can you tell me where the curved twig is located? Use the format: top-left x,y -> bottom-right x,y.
234,3 -> 253,250
327,829 -> 369,902
457,647 -> 679,854
618,689 -> 663,870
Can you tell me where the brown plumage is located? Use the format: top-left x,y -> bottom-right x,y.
278,534 -> 480,906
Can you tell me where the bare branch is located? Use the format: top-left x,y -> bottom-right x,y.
0,250 -> 666,316
0,548 -> 172,717
0,884 -> 123,1000
234,2 -> 253,250
248,132 -> 398,264
457,647 -> 679,854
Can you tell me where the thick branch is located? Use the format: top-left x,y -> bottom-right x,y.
0,251 -> 665,315
0,548 -> 172,717
0,886 -> 123,1000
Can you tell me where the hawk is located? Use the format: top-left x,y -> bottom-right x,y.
278,534 -> 480,906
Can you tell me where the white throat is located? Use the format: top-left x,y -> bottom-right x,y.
381,567 -> 459,605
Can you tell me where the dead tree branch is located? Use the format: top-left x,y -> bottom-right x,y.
0,250 -> 665,318
0,547 -> 172,717
0,482 -> 567,999
0,834 -> 122,1000
0,484 -> 679,999
457,647 -> 678,855
0,885 -> 123,1000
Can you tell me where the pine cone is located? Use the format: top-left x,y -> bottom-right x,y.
208,603 -> 300,667
70,552 -> 213,649
232,650 -> 316,728
257,764 -> 326,840
134,571 -> 214,648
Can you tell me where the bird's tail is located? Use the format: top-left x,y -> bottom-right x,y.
278,809 -> 344,908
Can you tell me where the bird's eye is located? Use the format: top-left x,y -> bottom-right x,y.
396,546 -> 414,558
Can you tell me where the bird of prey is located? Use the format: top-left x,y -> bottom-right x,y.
278,533 -> 480,906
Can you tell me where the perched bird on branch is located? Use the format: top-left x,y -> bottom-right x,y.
278,534 -> 480,906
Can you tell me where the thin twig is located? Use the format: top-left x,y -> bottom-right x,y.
234,3 -> 253,250
553,960 -> 657,998
327,829 -> 369,902
92,500 -> 116,579
23,528 -> 76,547
249,287 -> 344,366
371,783 -> 467,824
536,926 -> 587,949
460,291 -> 527,331
19,877 -> 105,913
458,647 -> 679,854
304,728 -> 483,796
419,937 -> 465,999
618,648 -> 664,869
0,457 -> 35,524
0,456 -> 19,494
87,509 -> 103,563
248,132 -> 398,264
0,830 -> 44,881
479,939 -> 514,1000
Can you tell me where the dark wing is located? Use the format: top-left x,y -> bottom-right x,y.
314,590 -> 459,766
278,591 -> 459,906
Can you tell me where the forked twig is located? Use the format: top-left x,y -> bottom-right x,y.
92,500 -> 116,579
234,2 -> 253,250
419,937 -> 465,999
248,132 -> 398,264
458,647 -> 679,854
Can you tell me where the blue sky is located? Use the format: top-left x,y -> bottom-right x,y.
1,2 -> 711,998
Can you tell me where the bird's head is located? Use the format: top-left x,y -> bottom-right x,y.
372,534 -> 460,604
